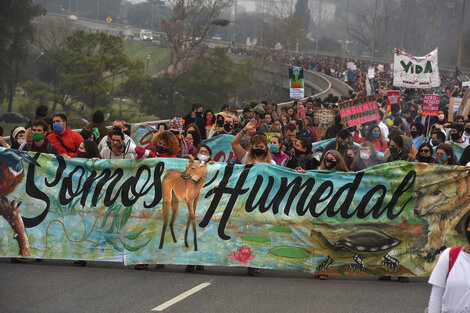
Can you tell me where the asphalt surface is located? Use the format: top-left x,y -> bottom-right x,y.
0,259 -> 431,313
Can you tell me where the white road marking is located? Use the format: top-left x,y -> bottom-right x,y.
151,282 -> 212,311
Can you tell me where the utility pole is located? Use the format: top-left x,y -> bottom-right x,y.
96,0 -> 99,20
457,0 -> 467,67
371,0 -> 378,61
231,0 -> 237,44
315,0 -> 322,56
428,0 -> 437,51
400,0 -> 407,50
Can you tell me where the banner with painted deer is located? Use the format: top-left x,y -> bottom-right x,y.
1,147 -> 469,277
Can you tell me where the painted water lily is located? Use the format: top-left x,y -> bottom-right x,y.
229,246 -> 255,266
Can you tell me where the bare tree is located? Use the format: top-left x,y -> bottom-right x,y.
161,0 -> 233,81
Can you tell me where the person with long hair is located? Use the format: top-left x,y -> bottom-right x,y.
350,141 -> 383,171
150,131 -> 180,158
435,143 -> 459,165
232,119 -> 275,165
269,135 -> 290,166
76,140 -> 102,160
318,150 -> 349,172
344,146 -> 360,170
232,119 -> 274,276
316,149 -> 348,280
353,124 -> 387,153
203,110 -> 215,139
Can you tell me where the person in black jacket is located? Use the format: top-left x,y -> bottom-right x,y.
286,137 -> 320,172
183,103 -> 206,139
322,128 -> 353,158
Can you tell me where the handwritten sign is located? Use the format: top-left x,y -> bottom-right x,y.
386,90 -> 400,111
339,95 -> 380,127
422,94 -> 440,116
314,108 -> 335,125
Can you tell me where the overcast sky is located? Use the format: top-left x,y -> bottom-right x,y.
127,0 -> 255,12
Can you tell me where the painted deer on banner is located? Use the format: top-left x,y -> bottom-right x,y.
159,160 -> 207,251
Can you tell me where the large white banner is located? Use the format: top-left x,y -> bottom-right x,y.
393,48 -> 440,88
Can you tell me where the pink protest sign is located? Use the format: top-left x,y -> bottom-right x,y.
422,94 -> 440,116
339,95 -> 380,127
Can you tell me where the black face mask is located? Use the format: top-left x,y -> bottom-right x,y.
170,130 -> 179,136
344,155 -> 354,164
451,133 -> 461,141
325,160 -> 336,169
465,127 -> 470,134
155,144 -> 167,154
411,131 -> 418,138
252,148 -> 266,156
419,155 -> 431,162
196,111 -> 202,117
295,147 -> 306,157
466,229 -> 470,245
224,123 -> 233,132
217,119 -> 224,127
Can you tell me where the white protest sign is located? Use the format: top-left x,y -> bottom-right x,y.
393,48 -> 440,88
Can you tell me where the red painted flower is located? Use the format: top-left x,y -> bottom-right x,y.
229,246 -> 255,266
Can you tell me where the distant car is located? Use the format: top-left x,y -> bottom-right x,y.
0,112 -> 26,123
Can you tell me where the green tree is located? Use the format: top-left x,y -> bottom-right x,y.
54,31 -> 131,110
121,60 -> 151,119
0,0 -> 44,112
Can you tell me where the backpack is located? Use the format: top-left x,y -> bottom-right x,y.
446,246 -> 464,279
25,142 -> 54,154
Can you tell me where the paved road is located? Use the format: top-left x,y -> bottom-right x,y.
0,259 -> 431,313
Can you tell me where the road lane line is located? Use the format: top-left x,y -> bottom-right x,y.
151,282 -> 212,311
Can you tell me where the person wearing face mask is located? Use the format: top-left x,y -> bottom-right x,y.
353,124 -> 387,153
202,110 -> 215,139
416,143 -> 437,164
427,215 -> 470,313
446,123 -> 469,153
100,129 -> 135,159
344,146 -> 360,170
183,103 -> 206,140
196,144 -> 212,163
430,129 -> 446,148
318,150 -> 349,171
410,122 -> 425,151
269,136 -> 289,166
383,104 -> 410,133
286,137 -> 319,171
10,126 -> 26,150
208,113 -> 228,139
435,143 -> 459,165
232,119 -> 275,276
19,120 -> 58,155
47,113 -> 84,158
324,114 -> 343,140
168,117 -> 191,157
323,129 -> 353,158
385,135 -> 415,163
350,141 -> 383,171
462,119 -> 470,143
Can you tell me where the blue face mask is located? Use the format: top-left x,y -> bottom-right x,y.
53,122 -> 63,132
438,154 -> 448,164
269,144 -> 279,153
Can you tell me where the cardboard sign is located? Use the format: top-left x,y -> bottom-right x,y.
314,108 -> 336,125
386,90 -> 400,111
422,94 -> 440,116
448,97 -> 463,121
339,95 -> 380,127
378,64 -> 384,72
368,67 -> 375,79
347,62 -> 355,69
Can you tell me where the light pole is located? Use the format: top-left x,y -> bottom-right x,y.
146,54 -> 151,74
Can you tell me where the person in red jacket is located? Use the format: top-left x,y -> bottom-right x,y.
353,124 -> 388,153
47,113 -> 83,158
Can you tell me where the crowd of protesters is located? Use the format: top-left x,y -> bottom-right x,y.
1,50 -> 469,287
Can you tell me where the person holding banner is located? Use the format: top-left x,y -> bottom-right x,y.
410,123 -> 425,151
385,135 -> 415,164
286,138 -> 319,172
269,136 -> 289,166
427,215 -> 470,313
232,119 -> 274,276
